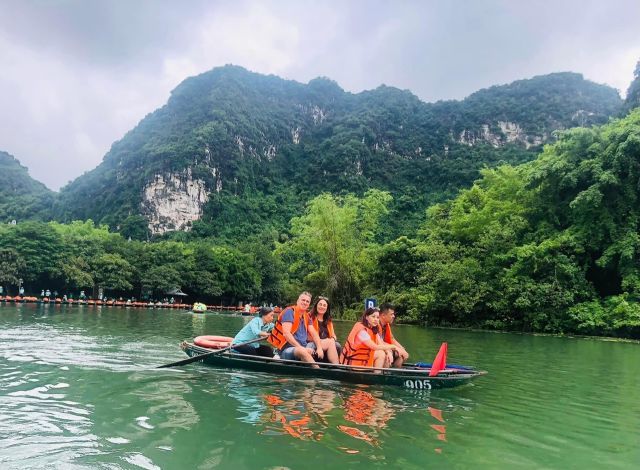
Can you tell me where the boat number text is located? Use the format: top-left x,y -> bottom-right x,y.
404,379 -> 432,390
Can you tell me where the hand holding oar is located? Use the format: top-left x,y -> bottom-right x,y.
157,336 -> 265,369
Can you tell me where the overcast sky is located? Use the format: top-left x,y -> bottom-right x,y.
1,0 -> 639,191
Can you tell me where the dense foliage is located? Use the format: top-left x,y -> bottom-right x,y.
0,220 -> 281,305
375,110 -> 640,338
275,189 -> 392,316
3,66 -> 640,339
49,67 -> 621,242
0,151 -> 55,222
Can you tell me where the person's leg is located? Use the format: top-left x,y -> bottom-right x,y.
232,344 -> 258,355
383,350 -> 393,368
280,346 -> 297,360
392,349 -> 408,368
372,349 -> 387,372
288,345 -> 317,367
320,338 -> 339,364
256,344 -> 274,357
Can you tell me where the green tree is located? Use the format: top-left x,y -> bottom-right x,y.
141,265 -> 182,299
0,221 -> 64,285
0,248 -> 26,293
277,189 -> 391,314
119,215 -> 150,241
91,253 -> 134,295
61,256 -> 94,290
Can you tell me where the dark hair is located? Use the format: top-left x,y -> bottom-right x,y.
360,307 -> 380,334
379,303 -> 395,314
309,296 -> 332,324
258,306 -> 274,317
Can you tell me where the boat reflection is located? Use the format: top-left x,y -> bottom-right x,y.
227,376 -> 447,450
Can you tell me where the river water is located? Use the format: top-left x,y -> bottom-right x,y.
0,303 -> 638,469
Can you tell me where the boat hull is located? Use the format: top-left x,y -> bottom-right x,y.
181,342 -> 485,390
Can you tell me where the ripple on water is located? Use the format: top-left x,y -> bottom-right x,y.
122,452 -> 161,470
0,370 -> 99,468
1,306 -> 638,469
0,325 -> 173,371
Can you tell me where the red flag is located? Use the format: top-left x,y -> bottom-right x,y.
429,342 -> 447,377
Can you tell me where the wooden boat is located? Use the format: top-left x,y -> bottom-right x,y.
192,302 -> 207,313
180,341 -> 486,390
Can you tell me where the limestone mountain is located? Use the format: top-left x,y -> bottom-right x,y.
624,59 -> 640,113
52,66 -> 622,240
0,151 -> 55,222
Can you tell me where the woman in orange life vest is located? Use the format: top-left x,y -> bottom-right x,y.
268,291 -> 324,366
307,296 -> 340,364
340,307 -> 397,372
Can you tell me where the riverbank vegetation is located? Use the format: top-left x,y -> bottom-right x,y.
1,112 -> 640,338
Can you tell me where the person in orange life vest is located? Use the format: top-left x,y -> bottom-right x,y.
340,307 -> 397,372
268,291 -> 323,366
378,303 -> 409,368
307,296 -> 340,364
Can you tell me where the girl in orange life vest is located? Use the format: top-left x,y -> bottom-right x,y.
267,291 -> 323,366
378,303 -> 409,368
307,296 -> 340,364
340,307 -> 397,372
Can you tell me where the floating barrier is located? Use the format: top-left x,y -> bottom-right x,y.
0,296 -> 249,312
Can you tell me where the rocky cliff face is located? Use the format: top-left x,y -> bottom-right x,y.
141,170 -> 208,234
458,121 -> 545,148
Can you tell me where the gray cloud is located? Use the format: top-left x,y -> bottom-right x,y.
0,0 -> 638,190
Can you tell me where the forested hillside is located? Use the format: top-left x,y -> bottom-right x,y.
2,66 -> 640,338
50,66 -> 622,241
373,110 -> 640,337
0,151 -> 55,222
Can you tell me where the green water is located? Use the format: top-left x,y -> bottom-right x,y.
0,303 -> 638,469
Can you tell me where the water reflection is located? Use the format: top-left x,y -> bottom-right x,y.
226,375 -> 449,453
2,304 -> 638,468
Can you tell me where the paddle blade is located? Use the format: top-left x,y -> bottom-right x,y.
429,342 -> 447,377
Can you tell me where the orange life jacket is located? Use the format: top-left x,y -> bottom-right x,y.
340,322 -> 376,367
379,322 -> 393,344
268,305 -> 309,349
308,315 -> 335,341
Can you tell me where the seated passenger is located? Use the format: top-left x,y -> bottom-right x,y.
340,307 -> 397,372
232,307 -> 275,357
307,296 -> 340,364
378,303 -> 409,368
268,291 -> 323,366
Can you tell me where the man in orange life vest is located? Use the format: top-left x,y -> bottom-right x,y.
379,303 -> 409,368
268,291 -> 324,366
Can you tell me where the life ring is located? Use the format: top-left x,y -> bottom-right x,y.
194,335 -> 234,349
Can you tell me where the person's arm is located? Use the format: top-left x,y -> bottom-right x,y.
365,339 -> 396,351
330,321 -> 338,341
249,318 -> 269,338
307,324 -> 324,360
358,330 -> 395,351
392,338 -> 408,357
282,321 -> 303,348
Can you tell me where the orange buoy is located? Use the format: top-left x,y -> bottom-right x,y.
193,335 -> 234,349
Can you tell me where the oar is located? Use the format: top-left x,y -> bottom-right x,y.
157,336 -> 266,369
